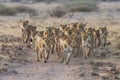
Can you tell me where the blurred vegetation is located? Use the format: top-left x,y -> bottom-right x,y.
47,5 -> 67,17
0,0 -> 98,17
0,4 -> 16,15
65,0 -> 98,12
116,41 -> 120,49
0,4 -> 37,16
47,0 -> 98,17
35,0 -> 56,3
13,6 -> 37,16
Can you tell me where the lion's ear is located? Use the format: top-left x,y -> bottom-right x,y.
23,20 -> 28,24
35,31 -> 38,34
93,28 -> 95,31
105,27 -> 107,29
60,24 -> 63,26
83,23 -> 86,26
70,22 -> 74,24
26,20 -> 28,24
43,37 -> 45,40
46,27 -> 49,29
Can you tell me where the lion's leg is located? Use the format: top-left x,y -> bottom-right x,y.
76,44 -> 81,57
73,47 -> 76,57
82,47 -> 86,59
42,50 -> 47,63
94,38 -> 96,48
51,44 -> 54,54
46,50 -> 49,60
74,45 -> 78,57
56,46 -> 60,63
65,52 -> 72,65
76,45 -> 80,56
55,46 -> 59,59
49,45 -> 52,54
56,45 -> 60,62
40,50 -> 42,59
22,32 -> 25,44
104,38 -> 107,47
101,38 -> 105,48
86,47 -> 90,58
59,49 -> 64,63
98,37 -> 101,47
88,42 -> 93,57
25,33 -> 28,43
35,46 -> 39,61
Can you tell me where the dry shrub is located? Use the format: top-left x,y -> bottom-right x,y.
67,4 -> 98,12
35,0 -> 58,3
13,6 -> 37,16
47,0 -> 98,17
0,67 -> 8,73
47,5 -> 67,17
0,4 -> 37,16
0,4 -> 16,15
65,0 -> 98,12
116,41 -> 120,49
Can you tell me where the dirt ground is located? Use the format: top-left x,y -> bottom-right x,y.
0,1 -> 120,80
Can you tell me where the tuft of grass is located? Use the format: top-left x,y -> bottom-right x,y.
116,41 -> 120,49
0,4 -> 37,16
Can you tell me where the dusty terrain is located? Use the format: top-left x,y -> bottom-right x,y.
0,1 -> 120,80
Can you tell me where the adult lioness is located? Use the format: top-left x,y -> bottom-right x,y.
57,32 -> 73,64
93,29 -> 101,48
20,20 -> 37,45
81,31 -> 91,59
34,31 -> 49,63
99,27 -> 108,47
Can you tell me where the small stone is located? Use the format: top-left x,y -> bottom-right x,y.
101,53 -> 106,58
101,76 -> 109,80
0,68 -> 7,73
114,76 -> 120,80
11,70 -> 18,74
113,71 -> 119,75
89,61 -> 94,65
111,67 -> 117,72
80,73 -> 85,77
18,47 -> 22,50
91,72 -> 99,76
